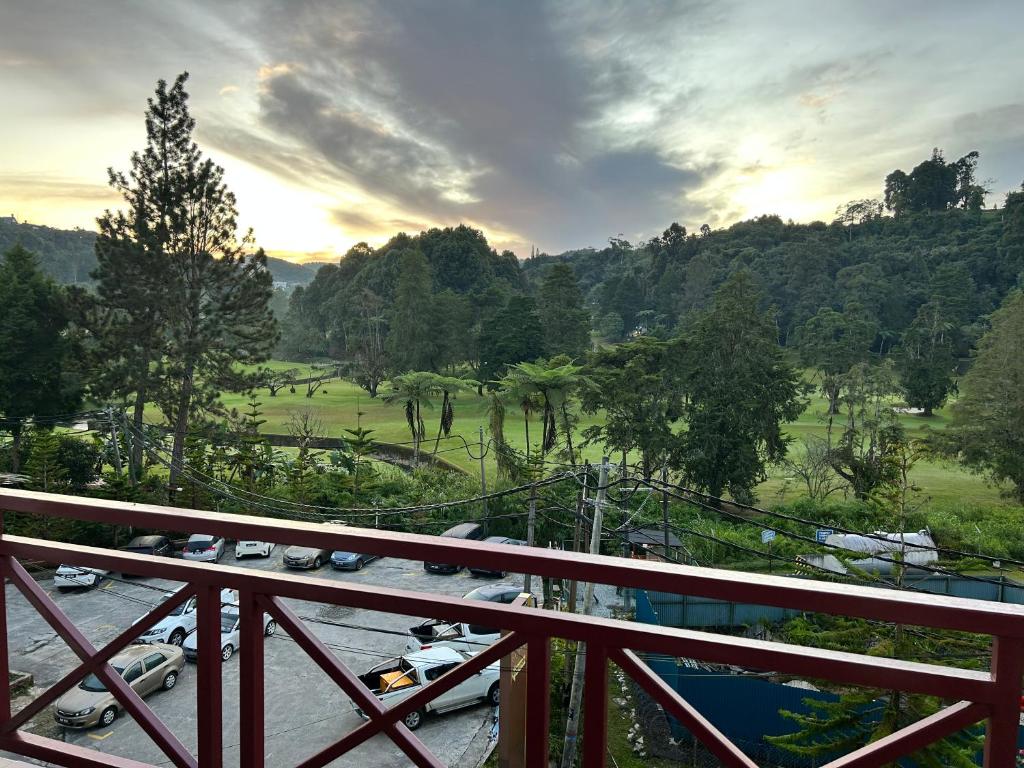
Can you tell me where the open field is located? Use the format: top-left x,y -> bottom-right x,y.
218,363 -> 1016,509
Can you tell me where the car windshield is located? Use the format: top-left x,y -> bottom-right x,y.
79,665 -> 125,692
158,593 -> 186,617
220,612 -> 238,634
187,539 -> 213,552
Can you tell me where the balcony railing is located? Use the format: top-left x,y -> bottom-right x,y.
0,488 -> 1022,768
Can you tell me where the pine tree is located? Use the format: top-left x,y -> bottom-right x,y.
385,249 -> 438,372
113,74 -> 277,493
24,428 -> 69,492
676,271 -> 806,502
0,245 -> 83,472
538,263 -> 591,358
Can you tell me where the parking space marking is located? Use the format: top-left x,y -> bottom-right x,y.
88,731 -> 113,741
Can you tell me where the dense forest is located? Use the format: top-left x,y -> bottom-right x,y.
0,218 -> 321,286
282,149 -> 1024,419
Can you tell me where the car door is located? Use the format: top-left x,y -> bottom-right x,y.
140,652 -> 168,694
423,661 -> 463,710
122,661 -> 146,695
181,596 -> 198,633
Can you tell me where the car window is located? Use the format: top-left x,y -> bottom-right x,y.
123,662 -> 144,683
424,662 -> 459,681
468,624 -> 498,636
499,591 -> 520,604
143,653 -> 167,672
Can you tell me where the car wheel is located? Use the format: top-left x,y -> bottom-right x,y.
313,557 -> 322,569
403,708 -> 425,731
487,682 -> 500,707
168,628 -> 186,647
221,644 -> 234,662
355,559 -> 364,571
162,671 -> 178,690
99,706 -> 117,727
264,620 -> 277,637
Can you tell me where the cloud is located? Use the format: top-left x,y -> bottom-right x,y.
0,174 -> 119,202
3,0 -> 1024,255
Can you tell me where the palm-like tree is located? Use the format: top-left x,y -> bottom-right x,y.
430,376 -> 480,455
384,372 -> 441,467
501,360 -> 584,466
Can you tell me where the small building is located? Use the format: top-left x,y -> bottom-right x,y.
618,527 -> 682,561
0,214 -> 17,225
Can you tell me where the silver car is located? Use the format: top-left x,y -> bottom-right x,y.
182,534 -> 225,563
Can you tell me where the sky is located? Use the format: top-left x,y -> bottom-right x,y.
1,1 -> 1023,263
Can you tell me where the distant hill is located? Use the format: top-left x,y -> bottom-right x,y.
0,218 -> 320,286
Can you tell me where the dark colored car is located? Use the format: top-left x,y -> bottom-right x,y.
121,535 -> 174,558
468,536 -> 526,578
330,549 -> 381,571
423,523 -> 486,574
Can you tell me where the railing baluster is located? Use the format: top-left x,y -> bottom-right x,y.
239,588 -> 264,768
983,635 -> 1024,767
582,643 -> 608,768
0,515 -> 10,723
197,584 -> 223,768
526,635 -> 551,768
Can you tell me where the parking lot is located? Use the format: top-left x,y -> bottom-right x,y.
4,545 -> 524,767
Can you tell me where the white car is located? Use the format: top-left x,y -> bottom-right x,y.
182,534 -> 226,563
134,588 -> 237,647
182,604 -> 276,662
356,647 -> 499,730
235,540 -> 274,559
405,620 -> 499,655
54,565 -> 108,590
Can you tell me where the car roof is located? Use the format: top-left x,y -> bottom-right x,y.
441,522 -> 482,537
464,583 -> 520,599
406,647 -> 464,665
126,535 -> 166,546
111,644 -> 166,664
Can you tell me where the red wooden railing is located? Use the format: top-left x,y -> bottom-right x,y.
0,488 -> 1022,767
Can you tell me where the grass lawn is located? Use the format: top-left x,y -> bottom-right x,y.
218,362 -> 1015,508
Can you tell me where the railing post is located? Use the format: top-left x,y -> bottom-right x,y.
983,635 -> 1024,767
197,584 -> 223,768
526,636 -> 550,767
0,514 -> 10,723
582,643 -> 608,768
239,589 -> 265,768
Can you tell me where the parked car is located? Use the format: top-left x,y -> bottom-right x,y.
182,534 -> 225,563
405,619 -> 498,654
54,565 -> 108,590
283,545 -> 332,570
134,587 -> 237,647
182,604 -> 276,662
463,583 -> 529,604
423,523 -> 486,574
120,535 -> 174,558
330,549 -> 381,571
235,540 -> 275,559
468,536 -> 526,578
355,647 -> 499,730
53,643 -> 184,728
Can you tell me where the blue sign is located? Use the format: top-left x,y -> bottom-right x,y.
816,528 -> 834,544
761,529 -> 776,544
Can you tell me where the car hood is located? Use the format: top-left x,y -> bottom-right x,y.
285,546 -> 322,558
56,686 -> 110,713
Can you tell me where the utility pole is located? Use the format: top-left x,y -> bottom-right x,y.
566,463 -> 589,614
479,426 -> 488,518
661,465 -> 670,554
523,482 -> 537,594
106,408 -> 123,476
560,457 -> 609,768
